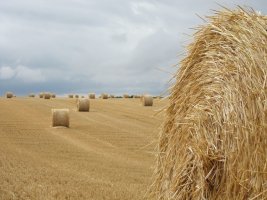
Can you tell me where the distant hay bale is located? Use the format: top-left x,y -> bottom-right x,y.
149,8 -> 267,200
39,93 -> 44,98
75,94 -> 79,98
89,93 -> 95,99
5,92 -> 13,98
51,109 -> 69,128
142,95 -> 153,106
43,93 -> 51,99
101,93 -> 108,99
51,94 -> 56,98
77,98 -> 90,112
110,94 -> 115,98
123,94 -> 129,98
28,93 -> 35,97
68,94 -> 74,98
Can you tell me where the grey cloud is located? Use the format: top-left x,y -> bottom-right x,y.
0,0 -> 266,96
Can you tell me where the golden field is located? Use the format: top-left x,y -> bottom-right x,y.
0,97 -> 167,200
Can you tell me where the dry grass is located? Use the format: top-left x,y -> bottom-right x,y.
0,97 -> 167,200
149,8 -> 267,200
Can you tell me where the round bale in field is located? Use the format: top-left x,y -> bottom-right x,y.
5,92 -> 13,98
149,8 -> 267,200
52,109 -> 69,127
28,93 -> 35,97
89,93 -> 95,99
68,94 -> 74,98
39,93 -> 44,98
75,94 -> 79,98
77,98 -> 90,112
101,93 -> 108,99
43,93 -> 51,99
51,94 -> 56,98
142,95 -> 153,106
123,94 -> 129,98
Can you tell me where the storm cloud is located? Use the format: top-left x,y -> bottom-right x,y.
0,0 -> 266,95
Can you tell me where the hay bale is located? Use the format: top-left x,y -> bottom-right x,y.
51,94 -> 56,98
89,93 -> 95,99
75,94 -> 79,98
28,93 -> 35,97
77,98 -> 90,112
5,92 -> 13,98
39,93 -> 44,98
123,94 -> 129,98
142,95 -> 153,106
101,93 -> 108,99
68,94 -> 74,98
51,109 -> 69,127
110,94 -> 115,98
43,93 -> 51,99
149,8 -> 267,200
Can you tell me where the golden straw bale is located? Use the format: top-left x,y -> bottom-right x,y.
77,98 -> 90,112
5,92 -> 13,98
149,8 -> 267,200
123,94 -> 129,98
75,94 -> 79,98
101,93 -> 108,99
68,94 -> 73,98
28,93 -> 35,97
142,95 -> 153,106
43,93 -> 51,99
51,109 -> 69,127
89,93 -> 95,99
51,94 -> 56,98
39,93 -> 44,98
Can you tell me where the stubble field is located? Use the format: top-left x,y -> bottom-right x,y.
0,97 -> 167,200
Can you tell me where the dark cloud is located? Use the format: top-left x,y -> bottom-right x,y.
0,0 -> 266,96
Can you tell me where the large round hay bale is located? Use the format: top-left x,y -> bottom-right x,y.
28,93 -> 35,97
123,94 -> 129,98
89,93 -> 95,99
52,109 -> 69,127
43,93 -> 51,99
39,93 -> 44,98
5,92 -> 13,98
75,94 -> 79,98
68,94 -> 74,98
149,8 -> 267,200
77,98 -> 90,112
51,94 -> 56,98
142,95 -> 153,106
101,93 -> 108,99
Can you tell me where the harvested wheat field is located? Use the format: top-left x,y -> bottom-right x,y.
0,97 -> 167,200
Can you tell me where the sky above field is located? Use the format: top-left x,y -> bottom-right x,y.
0,0 -> 266,96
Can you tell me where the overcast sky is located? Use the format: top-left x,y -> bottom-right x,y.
0,0 -> 266,96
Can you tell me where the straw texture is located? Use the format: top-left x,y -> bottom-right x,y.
89,93 -> 95,99
102,93 -> 108,99
52,109 -> 69,127
44,93 -> 51,99
149,8 -> 267,200
143,95 -> 153,106
5,92 -> 13,98
77,98 -> 90,112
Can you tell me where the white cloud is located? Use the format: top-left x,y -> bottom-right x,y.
15,65 -> 45,83
0,66 -> 15,79
0,65 -> 45,83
